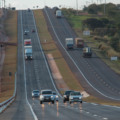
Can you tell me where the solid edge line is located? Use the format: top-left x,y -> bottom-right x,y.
20,10 -> 38,120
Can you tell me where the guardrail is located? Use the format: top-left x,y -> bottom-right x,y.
0,72 -> 17,113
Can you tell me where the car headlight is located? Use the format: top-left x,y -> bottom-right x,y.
79,97 -> 82,99
56,95 -> 58,98
40,95 -> 44,99
70,96 -> 73,99
32,93 -> 34,96
51,96 -> 53,98
64,95 -> 67,98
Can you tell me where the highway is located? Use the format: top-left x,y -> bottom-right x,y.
43,7 -> 120,101
0,9 -> 120,120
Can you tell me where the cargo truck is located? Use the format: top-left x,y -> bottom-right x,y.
65,38 -> 74,49
24,39 -> 31,46
83,47 -> 92,57
24,46 -> 32,60
75,38 -> 84,48
56,10 -> 62,18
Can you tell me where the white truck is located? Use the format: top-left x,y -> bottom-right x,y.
24,46 -> 32,60
56,10 -> 62,18
65,38 -> 74,49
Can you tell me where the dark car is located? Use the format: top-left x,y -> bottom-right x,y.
32,29 -> 35,33
63,90 -> 74,103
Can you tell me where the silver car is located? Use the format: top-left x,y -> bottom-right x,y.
69,91 -> 82,104
40,89 -> 55,104
32,90 -> 40,98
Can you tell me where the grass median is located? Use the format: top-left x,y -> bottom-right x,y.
0,10 -> 17,102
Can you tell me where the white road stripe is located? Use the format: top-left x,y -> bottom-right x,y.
20,11 -> 38,120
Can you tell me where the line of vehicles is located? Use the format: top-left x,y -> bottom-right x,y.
32,89 -> 83,104
65,37 -> 92,57
24,29 -> 35,60
53,7 -> 92,58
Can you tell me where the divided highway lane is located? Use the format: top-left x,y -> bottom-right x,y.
20,10 -> 105,120
44,8 -> 120,100
0,11 -> 34,120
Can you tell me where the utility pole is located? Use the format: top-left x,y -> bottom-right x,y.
104,0 -> 106,15
76,0 -> 78,15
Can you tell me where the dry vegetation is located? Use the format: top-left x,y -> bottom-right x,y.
0,11 -> 17,102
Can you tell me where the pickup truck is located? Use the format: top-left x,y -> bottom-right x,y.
39,89 -> 55,104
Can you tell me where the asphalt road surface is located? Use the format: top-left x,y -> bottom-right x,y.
43,7 -> 120,101
1,9 -> 120,120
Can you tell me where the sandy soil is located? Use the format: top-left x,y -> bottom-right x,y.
46,53 -> 89,97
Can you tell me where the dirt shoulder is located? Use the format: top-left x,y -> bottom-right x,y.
0,10 -> 17,103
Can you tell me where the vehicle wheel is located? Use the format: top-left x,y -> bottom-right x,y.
52,101 -> 54,104
69,101 -> 71,104
40,101 -> 42,104
80,101 -> 82,104
63,100 -> 66,103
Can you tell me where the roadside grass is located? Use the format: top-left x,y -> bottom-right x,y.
0,11 -> 17,102
66,14 -> 120,75
64,14 -> 120,105
33,10 -> 83,93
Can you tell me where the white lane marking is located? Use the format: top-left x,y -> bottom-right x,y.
91,103 -> 97,106
20,11 -> 38,120
103,118 -> 108,120
93,114 -> 98,117
44,8 -> 120,101
31,11 -> 62,98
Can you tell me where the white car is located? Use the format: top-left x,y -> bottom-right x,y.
40,89 -> 55,104
69,91 -> 82,104
32,90 -> 40,98
53,91 -> 59,101
24,30 -> 29,35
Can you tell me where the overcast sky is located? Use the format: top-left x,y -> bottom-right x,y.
5,0 -> 120,10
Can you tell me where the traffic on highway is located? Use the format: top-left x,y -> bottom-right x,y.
0,4 -> 120,120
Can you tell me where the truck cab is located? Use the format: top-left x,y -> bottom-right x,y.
83,47 -> 92,58
24,46 -> 32,60
65,38 -> 74,49
75,38 -> 84,48
56,10 -> 62,18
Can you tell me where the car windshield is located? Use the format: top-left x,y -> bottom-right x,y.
42,91 -> 52,94
53,92 -> 56,95
33,90 -> 39,93
71,92 -> 81,95
65,91 -> 73,95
